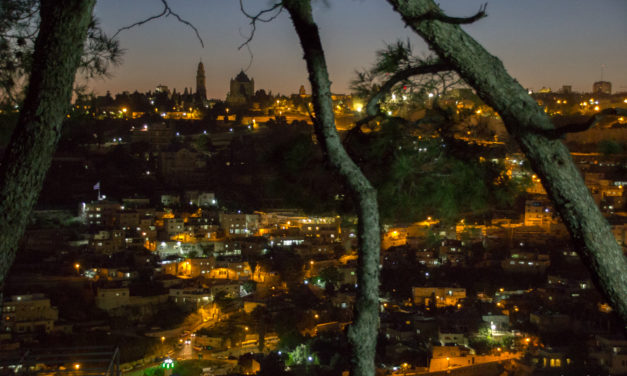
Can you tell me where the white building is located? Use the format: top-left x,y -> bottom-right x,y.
95,288 -> 130,311
220,213 -> 260,237
1,294 -> 58,334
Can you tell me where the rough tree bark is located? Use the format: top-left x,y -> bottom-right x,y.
283,1 -> 381,375
0,0 -> 95,288
387,0 -> 627,323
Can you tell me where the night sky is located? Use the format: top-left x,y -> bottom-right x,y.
89,0 -> 627,98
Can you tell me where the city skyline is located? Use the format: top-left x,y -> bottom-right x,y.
2,0 -> 627,372
89,0 -> 627,98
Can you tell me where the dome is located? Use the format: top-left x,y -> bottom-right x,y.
235,70 -> 251,83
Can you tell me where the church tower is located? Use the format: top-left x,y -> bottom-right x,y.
196,61 -> 207,101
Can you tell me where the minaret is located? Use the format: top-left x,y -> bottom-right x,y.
196,61 -> 207,101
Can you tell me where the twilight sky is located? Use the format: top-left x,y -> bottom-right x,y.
89,0 -> 627,99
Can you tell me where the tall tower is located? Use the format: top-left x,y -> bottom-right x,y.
196,61 -> 207,101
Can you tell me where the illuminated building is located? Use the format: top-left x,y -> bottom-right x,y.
226,70 -> 254,106
412,287 -> 466,308
593,81 -> 611,95
1,294 -> 58,334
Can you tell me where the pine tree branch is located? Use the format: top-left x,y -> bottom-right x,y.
357,61 -> 451,126
543,108 -> 627,139
113,0 -> 204,48
1,3 -> 122,103
388,0 -> 627,326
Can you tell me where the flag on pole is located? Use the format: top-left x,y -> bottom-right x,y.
93,182 -> 100,190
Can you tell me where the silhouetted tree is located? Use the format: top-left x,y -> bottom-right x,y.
282,2 -> 381,376
0,0 -> 95,293
387,0 -> 627,324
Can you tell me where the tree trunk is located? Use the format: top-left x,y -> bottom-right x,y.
388,0 -> 627,323
0,0 -> 95,287
283,1 -> 381,375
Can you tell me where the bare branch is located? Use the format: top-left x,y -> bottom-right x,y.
238,0 -> 283,50
167,10 -> 204,48
112,3 -> 166,39
240,38 -> 254,72
410,3 -> 487,24
112,0 -> 204,47
544,108 -> 627,139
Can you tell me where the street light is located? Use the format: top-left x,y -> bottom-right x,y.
74,263 -> 80,275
